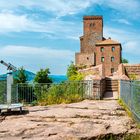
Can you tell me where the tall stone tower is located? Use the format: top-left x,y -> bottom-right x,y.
75,15 -> 122,77
76,16 -> 103,66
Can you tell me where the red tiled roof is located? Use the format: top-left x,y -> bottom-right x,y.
96,38 -> 120,45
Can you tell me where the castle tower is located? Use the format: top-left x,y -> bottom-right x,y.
75,16 -> 103,67
83,16 -> 103,37
75,15 -> 122,77
81,16 -> 103,53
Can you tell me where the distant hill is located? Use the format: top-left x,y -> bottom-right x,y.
0,70 -> 67,83
50,75 -> 67,83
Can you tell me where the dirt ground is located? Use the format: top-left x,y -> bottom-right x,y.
0,100 -> 139,140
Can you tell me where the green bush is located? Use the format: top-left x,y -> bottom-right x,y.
34,68 -> 52,83
36,82 -> 85,105
128,73 -> 137,80
67,62 -> 84,81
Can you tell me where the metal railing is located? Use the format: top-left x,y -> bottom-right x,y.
120,80 -> 140,122
10,80 -> 102,104
0,80 -> 7,104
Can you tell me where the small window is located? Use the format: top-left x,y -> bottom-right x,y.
87,57 -> 89,60
101,47 -> 104,52
111,56 -> 114,62
89,23 -> 95,27
111,68 -> 114,73
112,47 -> 115,52
101,57 -> 104,62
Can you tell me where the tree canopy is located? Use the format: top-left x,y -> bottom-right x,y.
34,68 -> 52,83
122,58 -> 129,63
67,62 -> 83,81
14,67 -> 28,84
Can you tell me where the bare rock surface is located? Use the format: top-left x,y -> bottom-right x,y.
0,100 -> 139,140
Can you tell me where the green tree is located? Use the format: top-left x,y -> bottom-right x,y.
34,68 -> 52,83
67,62 -> 83,81
14,67 -> 28,83
122,58 -> 129,63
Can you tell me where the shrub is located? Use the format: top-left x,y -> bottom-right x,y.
128,73 -> 137,80
67,62 -> 84,81
36,82 -> 85,105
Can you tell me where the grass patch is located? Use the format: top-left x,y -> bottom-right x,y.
118,99 -> 132,118
36,82 -> 84,106
118,99 -> 140,128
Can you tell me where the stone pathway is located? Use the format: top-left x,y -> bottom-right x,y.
0,100 -> 139,140
103,92 -> 119,100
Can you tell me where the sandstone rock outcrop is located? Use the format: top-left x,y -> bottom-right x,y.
0,100 -> 139,140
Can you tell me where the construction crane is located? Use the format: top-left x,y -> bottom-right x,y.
0,60 -> 17,72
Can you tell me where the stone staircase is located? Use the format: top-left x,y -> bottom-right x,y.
103,79 -> 119,100
106,79 -> 118,92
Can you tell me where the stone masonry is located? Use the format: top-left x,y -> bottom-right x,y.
75,16 -> 122,77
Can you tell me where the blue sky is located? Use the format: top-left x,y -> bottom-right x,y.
0,0 -> 140,75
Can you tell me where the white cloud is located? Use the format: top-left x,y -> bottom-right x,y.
0,0 -> 98,17
0,12 -> 41,33
0,0 -> 139,18
114,19 -> 131,25
105,0 -> 140,13
0,45 -> 75,74
104,26 -> 140,63
0,11 -> 82,40
123,41 -> 138,53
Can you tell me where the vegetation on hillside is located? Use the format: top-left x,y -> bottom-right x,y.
67,61 -> 84,81
12,65 -> 84,105
36,82 -> 84,105
34,64 -> 84,105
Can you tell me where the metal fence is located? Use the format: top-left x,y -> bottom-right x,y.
10,80 -> 102,104
0,80 -> 7,104
120,80 -> 140,122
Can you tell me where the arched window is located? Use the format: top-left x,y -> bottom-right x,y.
101,57 -> 104,62
112,47 -> 115,52
111,68 -> 114,73
111,56 -> 114,62
101,47 -> 104,52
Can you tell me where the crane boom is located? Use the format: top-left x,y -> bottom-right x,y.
0,60 -> 17,72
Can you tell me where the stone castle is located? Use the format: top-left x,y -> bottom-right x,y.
75,16 -> 140,80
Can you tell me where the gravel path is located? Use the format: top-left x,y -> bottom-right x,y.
0,100 -> 139,140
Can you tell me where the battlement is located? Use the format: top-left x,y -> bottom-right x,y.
83,16 -> 103,20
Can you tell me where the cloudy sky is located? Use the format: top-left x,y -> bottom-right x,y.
0,0 -> 139,75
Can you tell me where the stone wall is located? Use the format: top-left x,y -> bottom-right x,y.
75,53 -> 95,66
79,64 -> 105,79
123,64 -> 140,79
83,16 -> 103,37
75,16 -> 103,66
96,44 -> 121,76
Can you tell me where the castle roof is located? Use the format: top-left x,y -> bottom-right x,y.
96,38 -> 121,45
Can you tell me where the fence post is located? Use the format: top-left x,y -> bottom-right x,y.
119,80 -> 122,99
130,81 -> 133,112
7,73 -> 13,105
16,84 -> 19,103
118,80 -> 120,99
